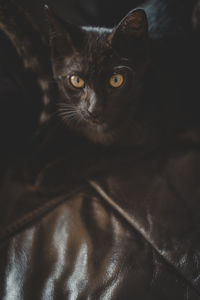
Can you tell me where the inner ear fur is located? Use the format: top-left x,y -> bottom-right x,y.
112,9 -> 148,40
109,9 -> 149,57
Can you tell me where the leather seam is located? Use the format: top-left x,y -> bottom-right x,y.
89,179 -> 200,296
0,186 -> 85,244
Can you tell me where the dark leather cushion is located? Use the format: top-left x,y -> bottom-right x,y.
0,139 -> 200,299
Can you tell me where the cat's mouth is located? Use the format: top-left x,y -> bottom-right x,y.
87,117 -> 107,128
87,117 -> 109,132
81,111 -> 107,127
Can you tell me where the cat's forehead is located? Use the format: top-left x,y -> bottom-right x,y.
82,26 -> 112,44
55,26 -> 132,77
67,27 -> 123,72
82,27 -> 113,61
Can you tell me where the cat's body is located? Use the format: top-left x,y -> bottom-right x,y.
0,0 -> 200,149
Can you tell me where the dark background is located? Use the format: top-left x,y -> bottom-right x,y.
18,0 -> 141,28
17,0 -> 198,40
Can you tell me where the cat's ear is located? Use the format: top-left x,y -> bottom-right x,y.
44,5 -> 85,58
109,9 -> 148,56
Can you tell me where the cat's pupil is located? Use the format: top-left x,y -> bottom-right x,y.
114,77 -> 118,82
109,74 -> 124,87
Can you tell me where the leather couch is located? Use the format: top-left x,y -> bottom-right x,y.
1,1 -> 200,299
1,127 -> 200,299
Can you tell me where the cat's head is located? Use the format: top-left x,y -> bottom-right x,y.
46,6 -> 150,145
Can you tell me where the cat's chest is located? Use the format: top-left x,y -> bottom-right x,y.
81,124 -> 116,146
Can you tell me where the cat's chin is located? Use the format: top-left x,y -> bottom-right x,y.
77,120 -> 116,145
87,121 -> 108,130
81,117 -> 108,132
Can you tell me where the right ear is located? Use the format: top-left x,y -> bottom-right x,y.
108,9 -> 148,57
44,5 -> 85,59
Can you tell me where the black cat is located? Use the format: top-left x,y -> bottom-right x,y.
47,7 -> 156,146
46,4 -> 200,146
0,0 -> 200,149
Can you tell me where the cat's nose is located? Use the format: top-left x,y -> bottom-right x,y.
87,92 -> 103,121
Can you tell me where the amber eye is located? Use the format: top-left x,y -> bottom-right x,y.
70,75 -> 85,88
109,74 -> 124,88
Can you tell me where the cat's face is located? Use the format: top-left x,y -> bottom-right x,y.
46,8 -> 150,144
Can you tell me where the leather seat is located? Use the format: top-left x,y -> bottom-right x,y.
0,139 -> 200,299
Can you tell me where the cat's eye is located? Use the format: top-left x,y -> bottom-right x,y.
70,75 -> 85,88
109,74 -> 124,88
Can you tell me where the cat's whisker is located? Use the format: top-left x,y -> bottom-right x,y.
58,110 -> 78,115
57,108 -> 76,113
57,108 -> 77,113
61,109 -> 83,128
59,110 -> 79,119
57,106 -> 78,114
57,106 -> 77,112
57,103 -> 76,108
58,111 -> 78,118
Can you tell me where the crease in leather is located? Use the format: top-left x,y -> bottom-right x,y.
89,179 -> 200,296
0,185 -> 85,245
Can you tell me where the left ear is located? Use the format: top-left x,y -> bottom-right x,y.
109,9 -> 148,55
44,5 -> 85,58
